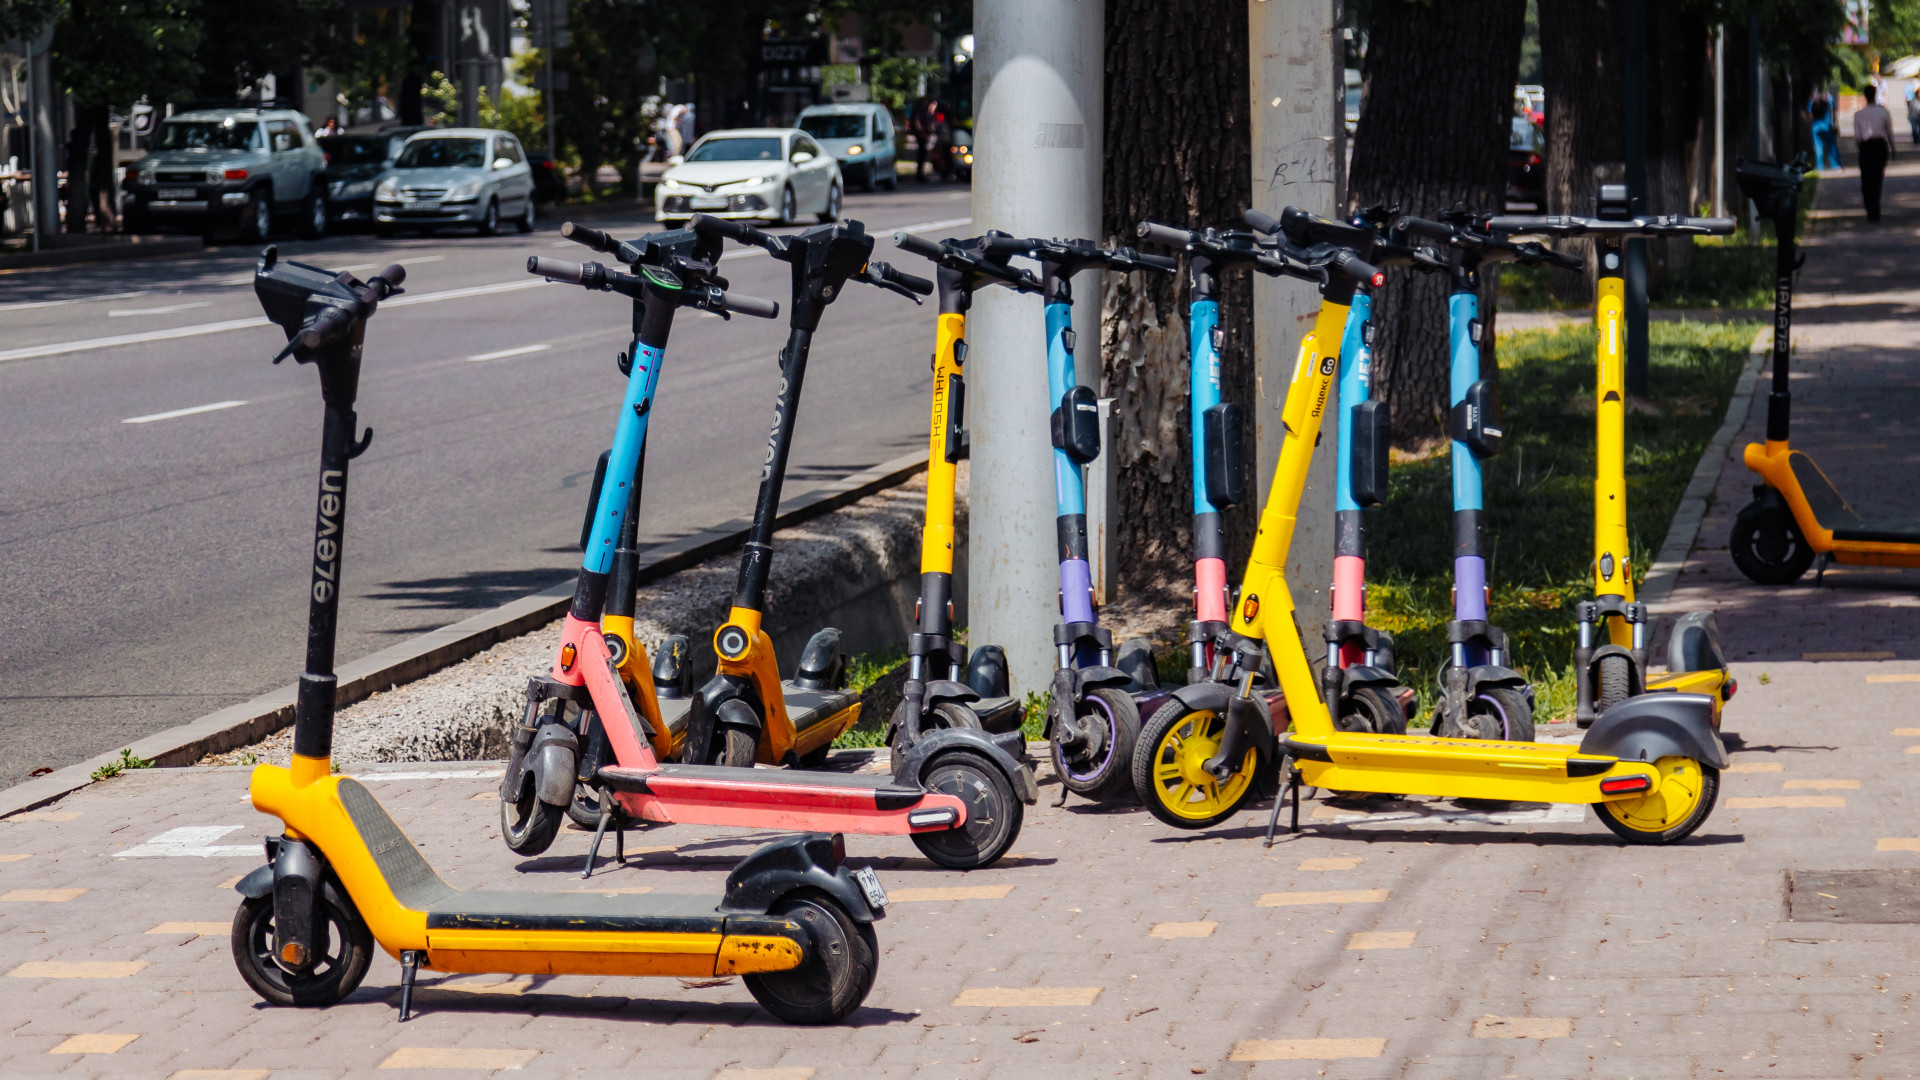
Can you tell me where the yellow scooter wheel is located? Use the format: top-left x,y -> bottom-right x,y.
1593,756 -> 1720,845
1131,699 -> 1261,829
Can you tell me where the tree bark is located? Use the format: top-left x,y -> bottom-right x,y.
1541,0 -> 1624,305
1347,0 -> 1528,446
1099,0 -> 1252,602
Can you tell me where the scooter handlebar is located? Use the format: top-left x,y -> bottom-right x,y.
367,264 -> 406,298
1243,208 -> 1282,235
527,255 -> 588,285
860,260 -> 932,302
295,303 -> 354,350
1135,220 -> 1196,249
1395,214 -> 1455,244
690,213 -> 784,255
1332,249 -> 1385,288
559,221 -> 615,253
1487,214 -> 1737,238
712,289 -> 780,320
891,230 -> 946,260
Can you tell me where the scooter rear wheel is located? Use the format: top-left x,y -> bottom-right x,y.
1131,697 -> 1263,830
1050,687 -> 1141,799
887,701 -> 982,757
1730,507 -> 1815,585
743,890 -> 878,1024
500,775 -> 564,855
910,749 -> 1023,869
1338,686 -> 1408,735
1594,756 -> 1719,844
231,892 -> 372,1007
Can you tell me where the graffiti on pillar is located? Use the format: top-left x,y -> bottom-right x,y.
1264,135 -> 1336,194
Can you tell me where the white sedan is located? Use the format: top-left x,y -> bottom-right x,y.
655,128 -> 843,226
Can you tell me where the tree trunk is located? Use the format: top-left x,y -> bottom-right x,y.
1099,0 -> 1252,603
61,105 -> 109,234
1645,7 -> 1705,282
1541,0 -> 1624,305
1347,0 -> 1528,447
89,106 -> 115,232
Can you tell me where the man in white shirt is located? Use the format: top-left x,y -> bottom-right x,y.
1854,83 -> 1895,222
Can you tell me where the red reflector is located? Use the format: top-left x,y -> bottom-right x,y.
123,165 -> 139,182
830,832 -> 846,864
1723,678 -> 1738,701
224,168 -> 249,180
1370,271 -> 1385,287
1600,775 -> 1652,795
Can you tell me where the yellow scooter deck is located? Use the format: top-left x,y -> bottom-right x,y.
1285,731 -> 1652,805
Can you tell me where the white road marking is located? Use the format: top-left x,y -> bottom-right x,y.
0,279 -> 553,364
467,343 -> 550,362
108,301 -> 213,317
116,826 -> 257,858
350,769 -> 504,781
122,400 -> 248,425
0,290 -> 150,312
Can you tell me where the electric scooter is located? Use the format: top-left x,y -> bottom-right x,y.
1389,209 -> 1583,739
1489,189 -> 1738,726
233,248 -> 887,1027
1131,209 -> 1729,846
511,218 -> 1036,872
1724,158 -> 1920,584
885,228 -> 1045,750
992,235 -> 1178,801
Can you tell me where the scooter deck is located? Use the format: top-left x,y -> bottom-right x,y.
783,683 -> 858,733
1285,731 -> 1646,805
598,762 -> 967,833
972,695 -> 1024,733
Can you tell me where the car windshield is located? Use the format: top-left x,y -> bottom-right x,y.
319,136 -> 388,164
396,138 -> 486,168
1510,116 -> 1538,151
155,120 -> 258,151
799,114 -> 866,139
686,137 -> 782,162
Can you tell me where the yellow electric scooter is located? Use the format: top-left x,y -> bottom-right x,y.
1131,211 -> 1729,846
232,250 -> 886,1026
1489,190 -> 1738,727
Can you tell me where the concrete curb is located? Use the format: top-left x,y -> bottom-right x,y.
0,235 -> 206,272
1640,326 -> 1772,610
0,450 -> 929,819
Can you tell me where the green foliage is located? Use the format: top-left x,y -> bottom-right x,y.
91,748 -> 155,781
1364,321 -> 1760,721
1871,0 -> 1920,59
869,56 -> 937,113
479,87 -> 545,150
51,0 -> 202,110
421,70 -> 458,128
0,0 -> 60,42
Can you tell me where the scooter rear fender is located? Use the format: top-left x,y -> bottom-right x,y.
1169,681 -> 1279,764
720,833 -> 885,923
1576,692 -> 1728,770
1340,664 -> 1399,692
682,673 -> 756,765
890,726 -> 1038,805
1075,665 -> 1134,693
921,678 -> 981,708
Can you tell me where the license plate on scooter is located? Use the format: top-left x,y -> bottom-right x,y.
852,865 -> 888,909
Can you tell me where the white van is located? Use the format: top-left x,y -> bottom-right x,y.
795,103 -> 897,192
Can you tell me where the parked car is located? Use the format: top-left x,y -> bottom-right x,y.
655,128 -> 842,225
317,126 -> 429,228
372,128 -> 536,236
795,103 -> 897,192
122,108 -> 327,241
1506,113 -> 1546,210
947,127 -> 974,182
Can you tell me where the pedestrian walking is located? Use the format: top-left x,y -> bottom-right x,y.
910,96 -> 947,182
1809,90 -> 1840,171
318,117 -> 342,138
1854,84 -> 1895,223
1907,84 -> 1920,145
676,104 -> 696,155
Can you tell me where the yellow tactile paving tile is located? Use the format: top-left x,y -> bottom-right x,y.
1257,888 -> 1390,906
1804,651 -> 1894,661
1228,1038 -> 1387,1060
1726,796 -> 1846,808
216,875 -> 246,889
1347,931 -> 1417,949
1,888 -> 84,902
889,884 -> 1013,902
8,961 -> 148,978
952,986 -> 1102,1006
1867,674 -> 1920,683
1724,762 -> 1783,774
1783,779 -> 1859,790
1148,921 -> 1218,938
1877,838 -> 1920,851
147,922 -> 231,936
1471,1016 -> 1574,1038
0,853 -> 31,862
378,1048 -> 538,1070
49,1033 -> 139,1055
1297,857 -> 1362,870
1895,727 -> 1920,735
9,811 -> 81,822
715,1069 -> 817,1080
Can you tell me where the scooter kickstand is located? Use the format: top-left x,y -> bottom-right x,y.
398,949 -> 422,1022
583,796 -> 615,879
1264,767 -> 1304,847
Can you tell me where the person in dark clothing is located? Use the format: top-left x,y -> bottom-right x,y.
1854,83 -> 1895,223
910,96 -> 949,182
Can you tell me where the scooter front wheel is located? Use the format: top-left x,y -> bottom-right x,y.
1050,687 -> 1141,799
910,749 -> 1022,869
1594,757 -> 1720,844
1730,506 -> 1815,584
743,890 -> 878,1024
231,892 -> 373,1007
500,776 -> 564,855
1131,698 -> 1262,829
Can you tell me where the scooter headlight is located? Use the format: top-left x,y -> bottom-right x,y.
715,624 -> 750,660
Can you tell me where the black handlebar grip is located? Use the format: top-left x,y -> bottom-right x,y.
892,231 -> 945,259
719,291 -> 780,319
1542,246 -> 1585,271
879,262 -> 935,296
1484,215 -> 1556,234
1686,217 -> 1738,234
1134,250 -> 1180,273
296,304 -> 353,349
689,213 -> 764,246
367,263 -> 406,299
527,256 -> 587,284
1395,215 -> 1454,242
1135,221 -> 1194,249
1243,208 -> 1281,235
1333,249 -> 1384,286
979,234 -> 1032,256
560,221 -> 616,253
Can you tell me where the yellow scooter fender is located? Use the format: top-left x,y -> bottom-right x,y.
1576,692 -> 1728,770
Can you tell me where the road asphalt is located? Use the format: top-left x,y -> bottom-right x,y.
0,183 -> 974,787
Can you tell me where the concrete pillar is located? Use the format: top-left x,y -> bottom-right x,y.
1248,0 -> 1343,660
967,0 -> 1104,699
27,32 -> 58,251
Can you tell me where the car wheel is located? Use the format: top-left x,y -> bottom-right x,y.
478,198 -> 500,237
299,192 -> 326,240
817,182 -> 841,224
374,222 -> 396,238
882,160 -> 898,190
779,185 -> 797,226
516,197 -> 535,234
246,191 -> 272,242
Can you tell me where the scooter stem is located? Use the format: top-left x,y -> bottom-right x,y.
734,327 -> 815,614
